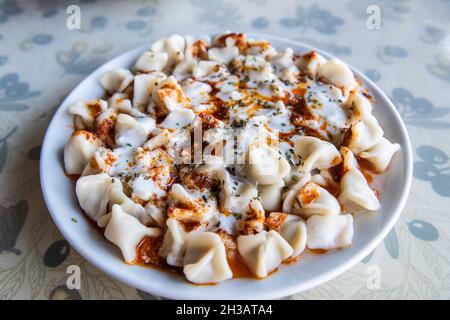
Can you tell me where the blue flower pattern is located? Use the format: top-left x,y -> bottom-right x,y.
190,0 -> 242,28
279,4 -> 344,34
0,73 -> 40,111
0,0 -> 23,24
55,42 -> 110,75
414,145 -> 450,197
390,88 -> 450,129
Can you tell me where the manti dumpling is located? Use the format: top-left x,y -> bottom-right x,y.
133,72 -> 166,111
149,76 -> 191,119
266,213 -> 307,258
76,173 -> 116,222
168,184 -> 217,223
183,231 -> 232,284
247,142 -> 290,185
114,113 -> 155,147
105,204 -> 161,263
343,92 -> 373,125
158,108 -> 195,130
218,170 -> 259,215
293,136 -> 341,173
69,99 -> 107,129
64,130 -> 103,175
134,51 -> 168,73
282,173 -> 341,217
306,214 -> 353,250
160,218 -> 188,267
208,42 -> 239,64
100,69 -> 134,94
259,180 -> 285,212
237,230 -> 293,278
81,147 -> 116,177
151,34 -> 186,69
279,215 -> 307,257
345,114 -> 384,154
296,51 -> 327,77
76,173 -> 157,227
359,137 -> 400,172
318,57 -> 357,92
338,147 -> 381,211
289,181 -> 341,217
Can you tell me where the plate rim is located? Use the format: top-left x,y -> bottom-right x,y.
40,33 -> 413,300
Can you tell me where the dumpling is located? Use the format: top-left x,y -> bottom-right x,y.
81,147 -> 116,177
272,48 -> 295,70
194,61 -> 229,80
104,204 -> 161,263
144,203 -> 166,228
107,182 -> 158,227
282,172 -> 311,213
182,79 -> 213,109
265,212 -> 306,257
218,171 -> 265,233
114,114 -> 155,147
293,136 -> 341,172
168,184 -> 216,223
172,59 -> 198,81
296,51 -> 327,77
150,76 -> 191,119
279,65 -> 300,83
183,231 -> 232,284
133,72 -> 166,111
278,214 -> 307,257
184,36 -> 210,60
290,181 -> 341,217
338,147 -> 381,211
245,39 -> 276,58
318,57 -> 357,91
158,108 -> 195,129
108,93 -> 133,114
126,148 -> 172,202
151,35 -> 185,68
238,198 -> 266,235
94,108 -> 118,147
244,56 -> 276,83
259,180 -> 285,212
75,173 -> 117,221
345,114 -> 384,154
76,172 -> 156,227
247,143 -> 290,185
306,214 -> 353,250
359,137 -> 400,172
69,99 -> 107,129
169,183 -> 197,208
134,51 -> 168,72
100,69 -> 133,93
208,45 -> 239,64
160,218 -> 188,267
64,130 -> 103,175
218,170 -> 258,214
237,230 -> 293,278
343,92 -> 373,125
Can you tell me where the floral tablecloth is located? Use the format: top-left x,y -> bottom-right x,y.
0,0 -> 449,300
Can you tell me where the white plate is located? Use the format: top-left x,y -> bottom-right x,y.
40,34 -> 413,300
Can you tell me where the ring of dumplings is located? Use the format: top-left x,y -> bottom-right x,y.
64,32 -> 400,284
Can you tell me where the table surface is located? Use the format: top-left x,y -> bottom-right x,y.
1,0 -> 449,300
